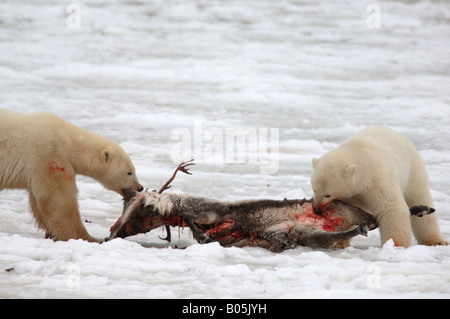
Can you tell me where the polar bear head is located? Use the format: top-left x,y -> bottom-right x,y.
96,144 -> 143,196
311,151 -> 358,215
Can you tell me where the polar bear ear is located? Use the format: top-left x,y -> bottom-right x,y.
343,164 -> 356,178
102,149 -> 110,163
312,158 -> 319,168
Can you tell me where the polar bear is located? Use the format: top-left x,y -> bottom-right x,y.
0,109 -> 143,242
311,126 -> 447,248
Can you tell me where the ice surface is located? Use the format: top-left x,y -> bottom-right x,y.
0,0 -> 450,298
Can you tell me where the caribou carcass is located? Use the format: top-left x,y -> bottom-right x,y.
106,161 -> 435,252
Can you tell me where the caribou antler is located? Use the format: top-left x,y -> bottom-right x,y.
158,159 -> 195,194
158,159 -> 195,242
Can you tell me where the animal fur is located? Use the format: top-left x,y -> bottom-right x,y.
110,190 -> 428,252
311,126 -> 447,247
0,109 -> 143,242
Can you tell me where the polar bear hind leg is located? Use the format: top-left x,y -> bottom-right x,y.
404,163 -> 448,246
377,192 -> 412,248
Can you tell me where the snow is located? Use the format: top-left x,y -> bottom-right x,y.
1,0 -> 450,298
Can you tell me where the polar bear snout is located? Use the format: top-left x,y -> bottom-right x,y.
312,200 -> 333,215
129,182 -> 144,192
120,183 -> 144,196
312,201 -> 321,215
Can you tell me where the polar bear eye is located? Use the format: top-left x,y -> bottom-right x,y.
324,195 -> 331,198
127,172 -> 133,176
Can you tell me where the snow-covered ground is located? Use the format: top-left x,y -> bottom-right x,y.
1,0 -> 450,298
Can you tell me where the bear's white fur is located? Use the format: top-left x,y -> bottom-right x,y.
311,126 -> 447,247
0,109 -> 143,242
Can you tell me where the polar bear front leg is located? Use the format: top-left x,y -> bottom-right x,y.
377,199 -> 412,248
29,192 -> 49,234
42,188 -> 98,242
30,172 -> 99,242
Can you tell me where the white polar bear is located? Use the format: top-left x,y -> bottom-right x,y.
311,126 -> 447,247
0,109 -> 143,242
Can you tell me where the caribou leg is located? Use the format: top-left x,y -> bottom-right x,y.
183,215 -> 212,244
264,230 -> 299,253
409,205 -> 435,217
158,225 -> 172,242
296,222 -> 369,249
